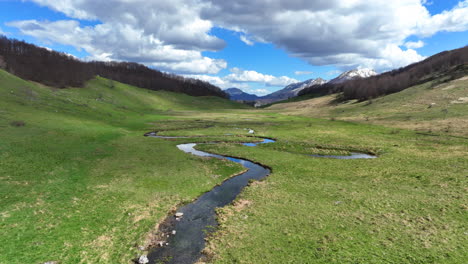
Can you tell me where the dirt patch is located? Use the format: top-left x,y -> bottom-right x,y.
233,199 -> 252,211
133,210 -> 151,223
441,85 -> 455,90
92,235 -> 112,248
451,97 -> 468,104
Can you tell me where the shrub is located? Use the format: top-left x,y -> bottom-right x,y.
10,120 -> 25,127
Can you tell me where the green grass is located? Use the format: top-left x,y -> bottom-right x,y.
196,117 -> 467,264
1,69 -> 467,263
0,70 -> 249,263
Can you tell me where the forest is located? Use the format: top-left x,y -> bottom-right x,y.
299,46 -> 468,100
0,36 -> 227,98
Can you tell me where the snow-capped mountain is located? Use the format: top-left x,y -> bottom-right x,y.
329,68 -> 377,84
262,78 -> 327,101
225,88 -> 260,101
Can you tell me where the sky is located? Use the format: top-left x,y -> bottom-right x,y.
0,0 -> 467,95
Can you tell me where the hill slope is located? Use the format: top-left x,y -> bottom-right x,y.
0,36 -> 227,98
268,68 -> 468,136
299,46 -> 468,100
0,69 -> 247,263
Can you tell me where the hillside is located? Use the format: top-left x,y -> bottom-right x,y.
268,68 -> 468,136
0,36 -> 227,98
0,69 -> 250,263
300,46 -> 468,100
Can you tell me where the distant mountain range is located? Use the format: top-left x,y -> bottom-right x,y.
261,78 -> 327,101
226,68 -> 376,105
225,88 -> 260,101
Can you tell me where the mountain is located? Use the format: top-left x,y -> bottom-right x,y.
262,78 -> 327,102
225,88 -> 260,101
328,68 -> 377,84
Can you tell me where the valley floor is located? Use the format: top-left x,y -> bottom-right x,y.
0,70 -> 467,263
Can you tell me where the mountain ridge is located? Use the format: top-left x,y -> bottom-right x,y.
225,88 -> 260,101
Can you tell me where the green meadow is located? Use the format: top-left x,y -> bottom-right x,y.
0,69 -> 467,263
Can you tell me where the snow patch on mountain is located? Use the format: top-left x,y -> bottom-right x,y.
262,77 -> 327,100
329,68 -> 377,84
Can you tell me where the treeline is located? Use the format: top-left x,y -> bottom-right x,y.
299,46 -> 468,100
0,36 -> 227,98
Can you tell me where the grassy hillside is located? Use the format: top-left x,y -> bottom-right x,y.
268,74 -> 468,136
0,69 -> 249,263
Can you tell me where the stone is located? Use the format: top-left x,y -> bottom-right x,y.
138,255 -> 149,264
171,230 -> 176,235
175,212 -> 184,217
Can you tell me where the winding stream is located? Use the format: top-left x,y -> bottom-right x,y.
144,131 -> 375,264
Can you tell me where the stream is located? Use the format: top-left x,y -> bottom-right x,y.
143,131 -> 375,264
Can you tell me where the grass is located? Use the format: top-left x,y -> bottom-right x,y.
196,117 -> 467,264
1,69 -> 467,263
0,70 -> 249,263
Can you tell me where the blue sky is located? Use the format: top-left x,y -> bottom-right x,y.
0,0 -> 467,95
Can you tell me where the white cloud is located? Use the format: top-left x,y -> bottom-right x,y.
240,35 -> 254,46
404,40 -> 425,49
11,0 -> 226,74
201,0 -> 468,71
294,71 -> 313,75
7,0 -> 468,75
187,69 -> 297,95
153,57 -> 227,74
417,0 -> 468,36
247,88 -> 269,95
225,68 -> 298,87
184,74 -> 248,89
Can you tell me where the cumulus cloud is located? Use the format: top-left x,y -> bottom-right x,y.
187,68 -> 298,94
294,71 -> 313,75
248,88 -> 270,95
404,40 -> 425,49
10,0 -> 226,74
184,74 -> 238,89
8,0 -> 468,75
201,0 -> 468,71
416,0 -> 468,36
225,68 -> 298,87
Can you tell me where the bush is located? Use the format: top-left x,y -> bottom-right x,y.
10,120 -> 25,127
